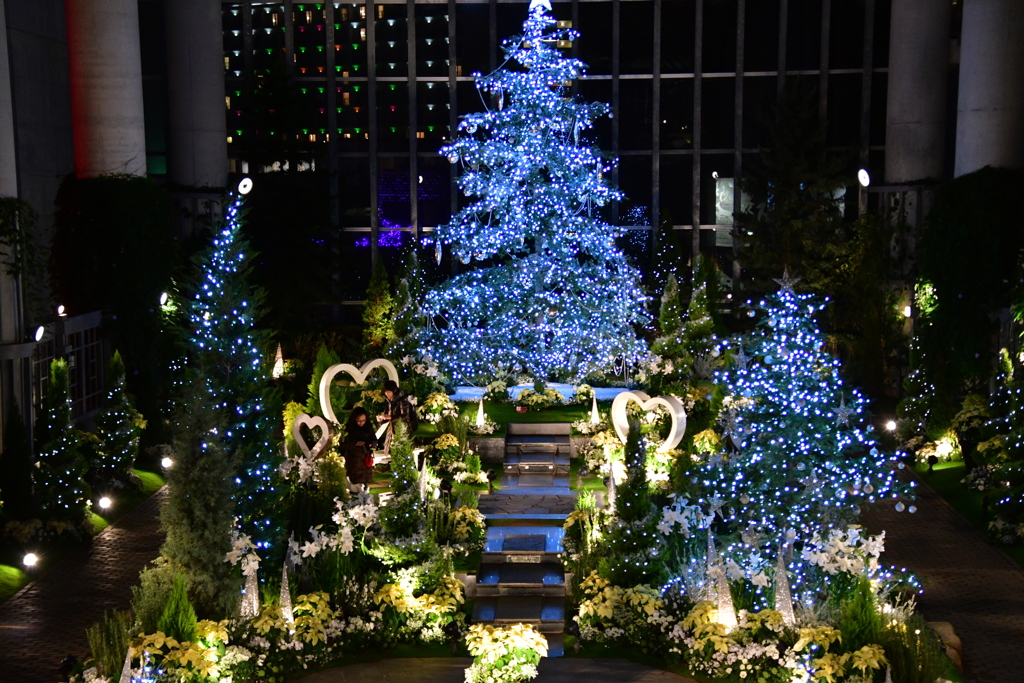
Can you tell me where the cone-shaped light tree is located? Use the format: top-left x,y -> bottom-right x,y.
420,0 -> 648,382
34,359 -> 90,523
707,275 -> 908,555
93,350 -> 145,488
188,190 -> 282,553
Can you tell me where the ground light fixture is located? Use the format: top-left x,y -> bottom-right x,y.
98,496 -> 113,510
903,305 -> 912,317
160,292 -> 169,306
23,552 -> 38,568
161,456 -> 174,469
857,169 -> 871,187
885,420 -> 897,432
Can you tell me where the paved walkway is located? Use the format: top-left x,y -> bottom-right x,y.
298,657 -> 696,682
861,475 -> 1024,683
0,487 -> 167,683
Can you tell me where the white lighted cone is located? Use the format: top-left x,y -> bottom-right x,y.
476,398 -> 486,427
774,544 -> 796,626
590,394 -> 600,424
239,569 -> 260,618
280,561 -> 294,627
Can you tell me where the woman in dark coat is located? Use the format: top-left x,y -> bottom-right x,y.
343,407 -> 378,485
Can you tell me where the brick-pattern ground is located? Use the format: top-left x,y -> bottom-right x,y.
861,477 -> 1024,683
0,488 -> 166,683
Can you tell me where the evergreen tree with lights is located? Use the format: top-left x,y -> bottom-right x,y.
420,0 -> 648,382
599,420 -> 663,586
363,260 -> 395,354
34,358 -> 90,525
388,245 -> 426,360
188,190 -> 282,553
93,350 -> 145,489
981,349 -> 1024,544
706,274 -> 906,553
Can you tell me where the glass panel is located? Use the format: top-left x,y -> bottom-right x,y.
619,80 -> 653,150
661,79 -> 694,150
702,0 -> 737,74
787,0 -> 822,71
578,2 -> 613,75
744,0 -> 780,72
701,77 -> 734,149
376,3 -> 408,77
662,0 -> 695,74
620,1 -> 654,74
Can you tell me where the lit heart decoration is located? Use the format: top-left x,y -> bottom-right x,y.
610,391 -> 688,453
293,413 -> 333,460
318,359 -> 401,425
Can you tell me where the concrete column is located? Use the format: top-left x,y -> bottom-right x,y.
65,0 -> 147,177
165,0 -> 228,188
885,0 -> 950,183
955,0 -> 1024,177
0,0 -> 22,345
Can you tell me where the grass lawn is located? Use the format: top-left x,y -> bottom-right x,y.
0,468 -> 165,605
914,461 -> 1024,568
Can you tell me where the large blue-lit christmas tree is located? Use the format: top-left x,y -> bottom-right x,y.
707,273 -> 910,556
420,0 -> 648,382
188,188 -> 282,553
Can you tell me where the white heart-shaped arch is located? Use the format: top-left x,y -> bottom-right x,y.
293,413 -> 334,460
319,359 -> 401,425
610,390 -> 688,453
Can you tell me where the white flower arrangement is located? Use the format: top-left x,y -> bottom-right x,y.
800,525 -> 884,576
468,416 -> 498,435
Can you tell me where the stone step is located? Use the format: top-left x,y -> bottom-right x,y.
502,473 -> 571,488
545,632 -> 565,658
471,596 -> 565,633
484,526 -> 564,551
483,513 -> 569,522
484,488 -> 575,497
476,562 -> 565,596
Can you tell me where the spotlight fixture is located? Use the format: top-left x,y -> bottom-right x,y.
57,304 -> 66,317
857,169 -> 871,187
238,177 -> 254,195
23,553 -> 38,568
34,326 -> 45,342
98,496 -> 113,510
160,292 -> 170,306
885,420 -> 897,432
161,456 -> 174,469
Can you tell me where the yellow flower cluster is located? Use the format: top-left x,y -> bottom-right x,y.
577,571 -> 664,621
465,623 -> 549,665
450,506 -> 486,541
681,602 -> 731,654
253,592 -> 338,646
130,619 -> 231,680
433,433 -> 461,451
374,576 -> 465,617
791,626 -> 887,682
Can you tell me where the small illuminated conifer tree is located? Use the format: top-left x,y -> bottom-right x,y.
34,358 -> 90,523
420,0 -> 648,382
188,191 -> 282,552
706,275 -> 907,556
94,350 -> 144,488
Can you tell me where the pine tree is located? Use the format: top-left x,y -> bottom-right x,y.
420,1 -> 648,383
188,192 -> 282,552
599,420 -> 663,586
93,350 -> 144,489
34,359 -> 90,525
363,260 -> 395,354
388,245 -> 426,359
706,278 -> 906,551
0,405 -> 36,520
160,370 -> 240,617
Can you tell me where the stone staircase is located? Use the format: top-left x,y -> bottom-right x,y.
471,424 -> 577,658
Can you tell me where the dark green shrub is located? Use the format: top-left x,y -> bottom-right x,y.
157,573 -> 198,643
86,610 -> 134,677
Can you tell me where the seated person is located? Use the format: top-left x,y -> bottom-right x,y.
378,380 -> 419,436
343,407 -> 378,485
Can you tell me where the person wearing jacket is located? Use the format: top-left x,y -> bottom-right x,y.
343,407 -> 378,485
377,380 -> 418,437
